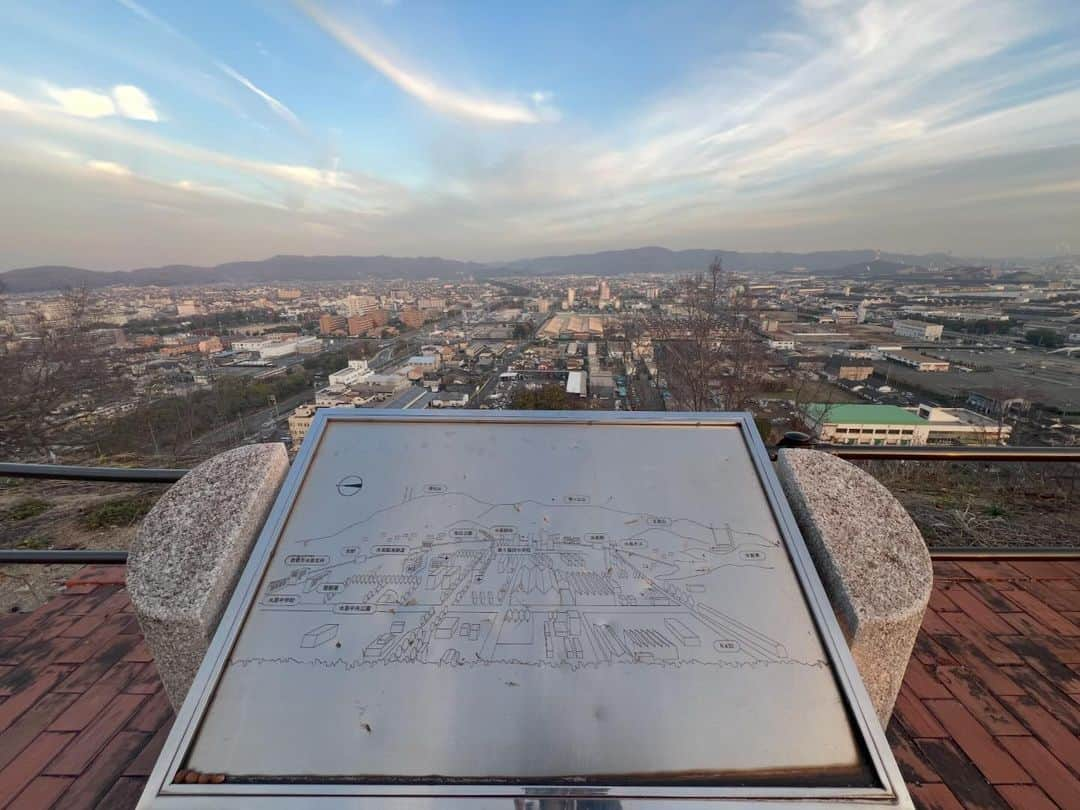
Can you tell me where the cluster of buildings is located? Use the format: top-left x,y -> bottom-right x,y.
287,343 -> 487,446
746,270 -> 1079,443
468,265 -> 1078,446
280,278 -> 655,446
0,277 -> 519,444
2,256 -> 1076,456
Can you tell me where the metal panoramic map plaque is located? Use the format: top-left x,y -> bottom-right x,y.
141,411 -> 912,808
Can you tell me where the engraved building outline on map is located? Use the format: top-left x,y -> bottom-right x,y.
233,478 -> 823,671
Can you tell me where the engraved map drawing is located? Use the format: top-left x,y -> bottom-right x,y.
259,483 -> 796,668
186,419 -> 867,782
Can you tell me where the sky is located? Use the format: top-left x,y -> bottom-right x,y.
1,0 -> 1079,271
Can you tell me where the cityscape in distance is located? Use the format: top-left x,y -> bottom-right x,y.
3,243 -> 1077,459
2,243 -> 1077,569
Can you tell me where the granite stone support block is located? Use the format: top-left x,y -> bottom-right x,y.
777,449 -> 932,727
127,443 -> 288,707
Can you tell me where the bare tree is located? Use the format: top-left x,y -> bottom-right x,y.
646,258 -> 766,412
0,287 -> 129,459
967,384 -> 1023,446
789,375 -> 842,439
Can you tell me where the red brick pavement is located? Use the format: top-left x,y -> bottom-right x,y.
0,560 -> 1076,808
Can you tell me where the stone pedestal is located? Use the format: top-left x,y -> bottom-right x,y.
125,440 -> 929,726
777,449 -> 932,727
127,443 -> 289,707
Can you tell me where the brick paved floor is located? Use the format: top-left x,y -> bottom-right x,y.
0,560 -> 1077,808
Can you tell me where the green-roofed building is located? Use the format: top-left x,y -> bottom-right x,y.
803,403 -> 927,446
805,404 -> 925,426
802,403 -> 1009,446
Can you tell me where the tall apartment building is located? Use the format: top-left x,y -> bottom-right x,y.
345,309 -> 388,335
417,297 -> 446,311
347,315 -> 376,336
400,308 -> 424,329
319,314 -> 348,335
346,294 -> 379,317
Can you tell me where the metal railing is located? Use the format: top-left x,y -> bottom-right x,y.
772,432 -> 1080,462
1,463 -> 185,565
0,462 -> 188,483
929,547 -> 1080,559
770,434 -> 1080,558
819,445 -> 1079,462
2,549 -> 130,564
2,443 -> 1077,565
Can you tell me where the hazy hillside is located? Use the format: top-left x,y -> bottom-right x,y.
0,255 -> 483,293
2,247 -> 970,293
498,247 -> 939,276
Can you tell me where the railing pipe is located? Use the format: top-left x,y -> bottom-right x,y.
0,455 -> 1076,566
929,547 -> 1080,560
0,549 -> 129,564
816,445 -> 1080,462
0,463 -> 188,483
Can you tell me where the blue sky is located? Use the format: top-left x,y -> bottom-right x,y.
1,0 -> 1079,270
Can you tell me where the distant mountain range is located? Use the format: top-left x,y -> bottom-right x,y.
0,246 -> 974,294
501,247 -> 958,277
0,255 -> 485,294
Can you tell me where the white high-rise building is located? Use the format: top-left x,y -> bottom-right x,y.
346,294 -> 379,317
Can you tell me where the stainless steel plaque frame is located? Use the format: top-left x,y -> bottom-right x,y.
139,410 -> 913,809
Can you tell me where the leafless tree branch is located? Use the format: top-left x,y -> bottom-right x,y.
643,258 -> 767,412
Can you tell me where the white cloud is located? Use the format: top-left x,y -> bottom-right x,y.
46,84 -> 159,121
174,177 -> 288,209
440,0 -> 1078,246
47,87 -> 116,118
295,0 -> 551,124
117,0 -> 302,131
115,0 -> 156,25
86,159 -> 132,177
0,86 -> 401,210
112,84 -> 159,121
214,62 -> 300,127
0,89 -> 29,113
5,0 -> 1079,263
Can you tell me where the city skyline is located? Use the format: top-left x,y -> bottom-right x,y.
0,244 -> 1073,283
2,0 -> 1080,269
